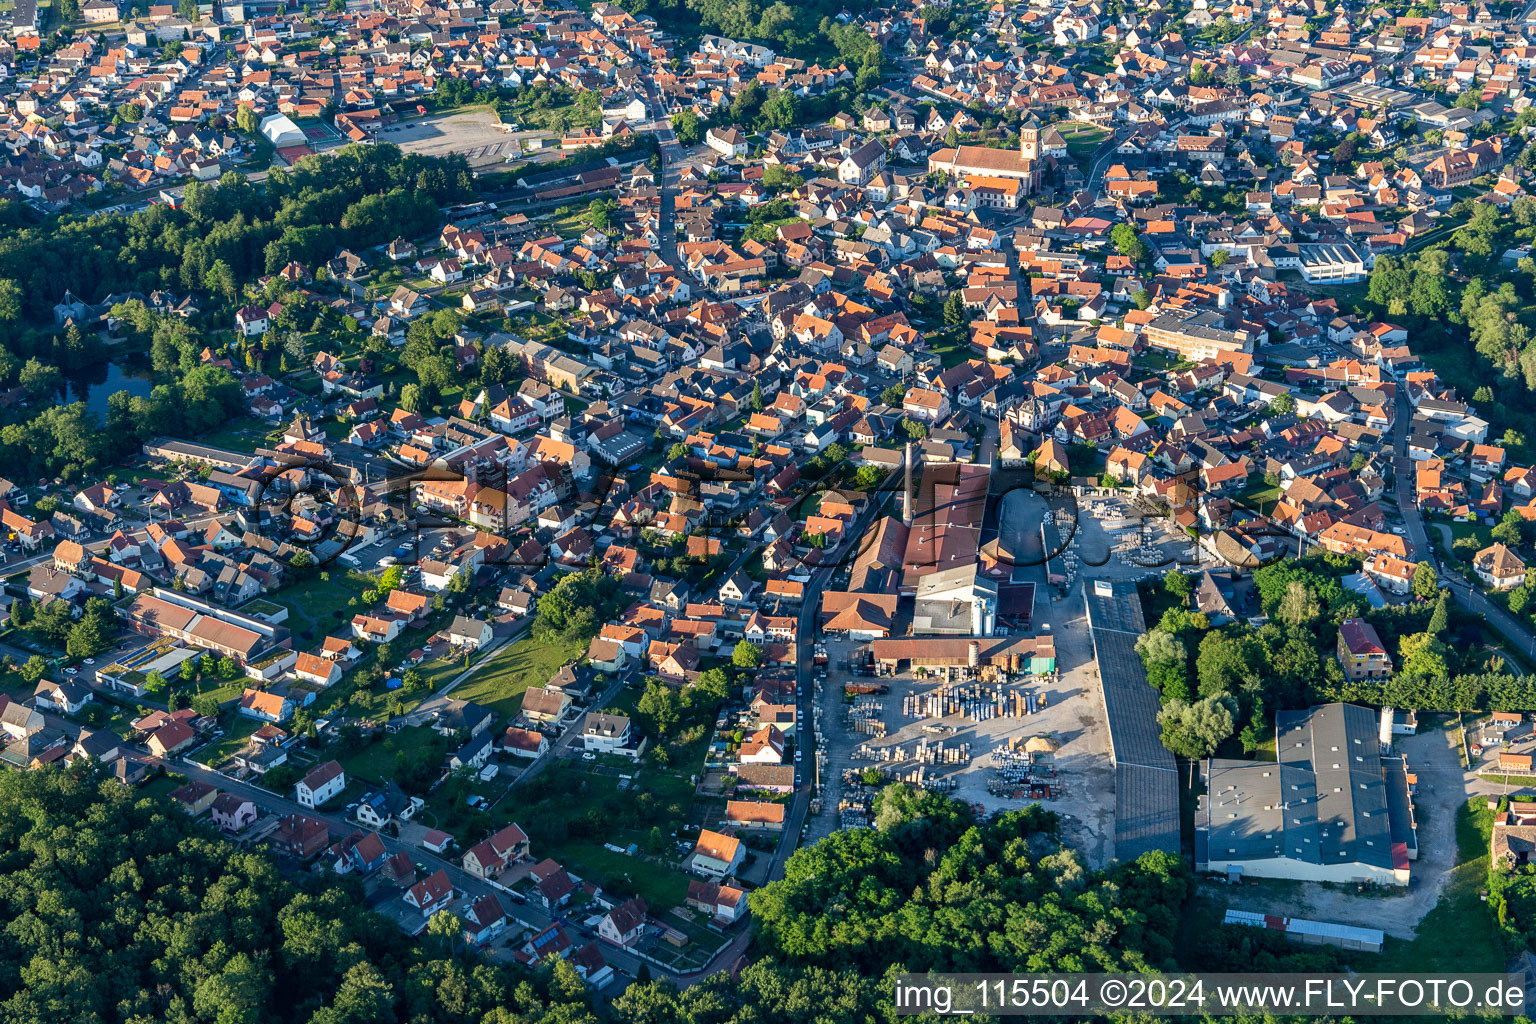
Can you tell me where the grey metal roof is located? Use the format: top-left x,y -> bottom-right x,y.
1205,703 -> 1396,871
1085,580 -> 1179,860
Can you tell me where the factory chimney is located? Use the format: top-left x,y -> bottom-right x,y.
903,442 -> 914,526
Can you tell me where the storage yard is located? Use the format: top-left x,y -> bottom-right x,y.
806,629 -> 1117,865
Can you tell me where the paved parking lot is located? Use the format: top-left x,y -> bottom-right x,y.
386,110 -> 552,168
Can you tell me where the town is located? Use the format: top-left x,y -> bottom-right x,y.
1,0 -> 1536,1014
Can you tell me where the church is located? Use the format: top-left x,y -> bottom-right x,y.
927,119 -> 1044,195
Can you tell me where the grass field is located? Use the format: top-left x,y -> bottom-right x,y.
446,634 -> 586,717
269,571 -> 376,646
341,725 -> 445,784
1237,476 -> 1282,513
557,838 -> 690,911
1058,119 -> 1110,163
196,715 -> 260,768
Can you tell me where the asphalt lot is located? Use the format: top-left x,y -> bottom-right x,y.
386,110 -> 552,168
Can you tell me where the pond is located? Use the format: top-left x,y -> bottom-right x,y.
62,360 -> 157,417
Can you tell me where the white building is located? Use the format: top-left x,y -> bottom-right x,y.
296,760 -> 346,809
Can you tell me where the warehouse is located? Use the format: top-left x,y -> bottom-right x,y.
1198,702 -> 1413,886
1085,579 -> 1180,861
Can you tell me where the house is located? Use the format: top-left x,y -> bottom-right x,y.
529,858 -> 578,908
239,688 -> 294,723
1475,543 -> 1527,590
32,678 -> 91,715
270,813 -> 330,859
724,799 -> 786,830
332,830 -> 389,876
447,730 -> 494,772
462,822 -> 531,878
356,783 -> 422,828
464,894 -> 508,946
210,792 -> 258,832
686,879 -> 747,923
170,780 -> 218,815
521,686 -> 570,725
296,760 -> 346,808
1337,618 -> 1392,680
146,720 -> 198,757
598,897 -> 647,948
447,615 -> 494,650
738,724 -> 786,764
294,651 -> 342,688
690,829 -> 745,879
405,869 -> 455,917
501,726 -> 549,759
706,125 -> 749,159
580,712 -> 637,756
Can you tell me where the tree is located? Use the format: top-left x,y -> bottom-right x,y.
18,358 -> 62,401
670,110 -> 702,146
179,0 -> 198,21
1135,629 -> 1190,701
732,642 -> 764,670
941,291 -> 965,326
19,655 -> 46,685
1412,560 -> 1439,600
667,442 -> 691,462
1209,248 -> 1231,268
880,383 -> 906,407
1268,392 -> 1295,416
759,90 -> 799,131
637,679 -> 681,738
1162,570 -> 1192,602
236,103 -> 258,134
1111,222 -> 1146,262
696,666 -> 732,705
853,464 -> 887,490
1157,696 -> 1236,758
1277,580 -> 1319,626
1427,591 -> 1449,635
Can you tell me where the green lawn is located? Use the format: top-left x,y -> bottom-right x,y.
447,634 -> 586,718
340,725 -> 445,784
554,838 -> 690,911
197,416 -> 273,452
1375,799 -> 1503,973
196,715 -> 260,768
1237,477 -> 1282,513
269,571 -> 376,646
1059,120 -> 1110,163
928,326 -> 971,369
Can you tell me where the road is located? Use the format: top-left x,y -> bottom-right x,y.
155,749 -> 682,984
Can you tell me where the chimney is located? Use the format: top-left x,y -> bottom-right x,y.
903,442 -> 914,526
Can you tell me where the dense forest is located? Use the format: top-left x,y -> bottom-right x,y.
0,768 -> 1198,1024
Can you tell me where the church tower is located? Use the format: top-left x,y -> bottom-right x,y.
1020,117 -> 1041,161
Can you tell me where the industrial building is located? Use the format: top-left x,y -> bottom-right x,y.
1085,579 -> 1181,862
867,636 -> 1056,676
1197,702 -> 1416,886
